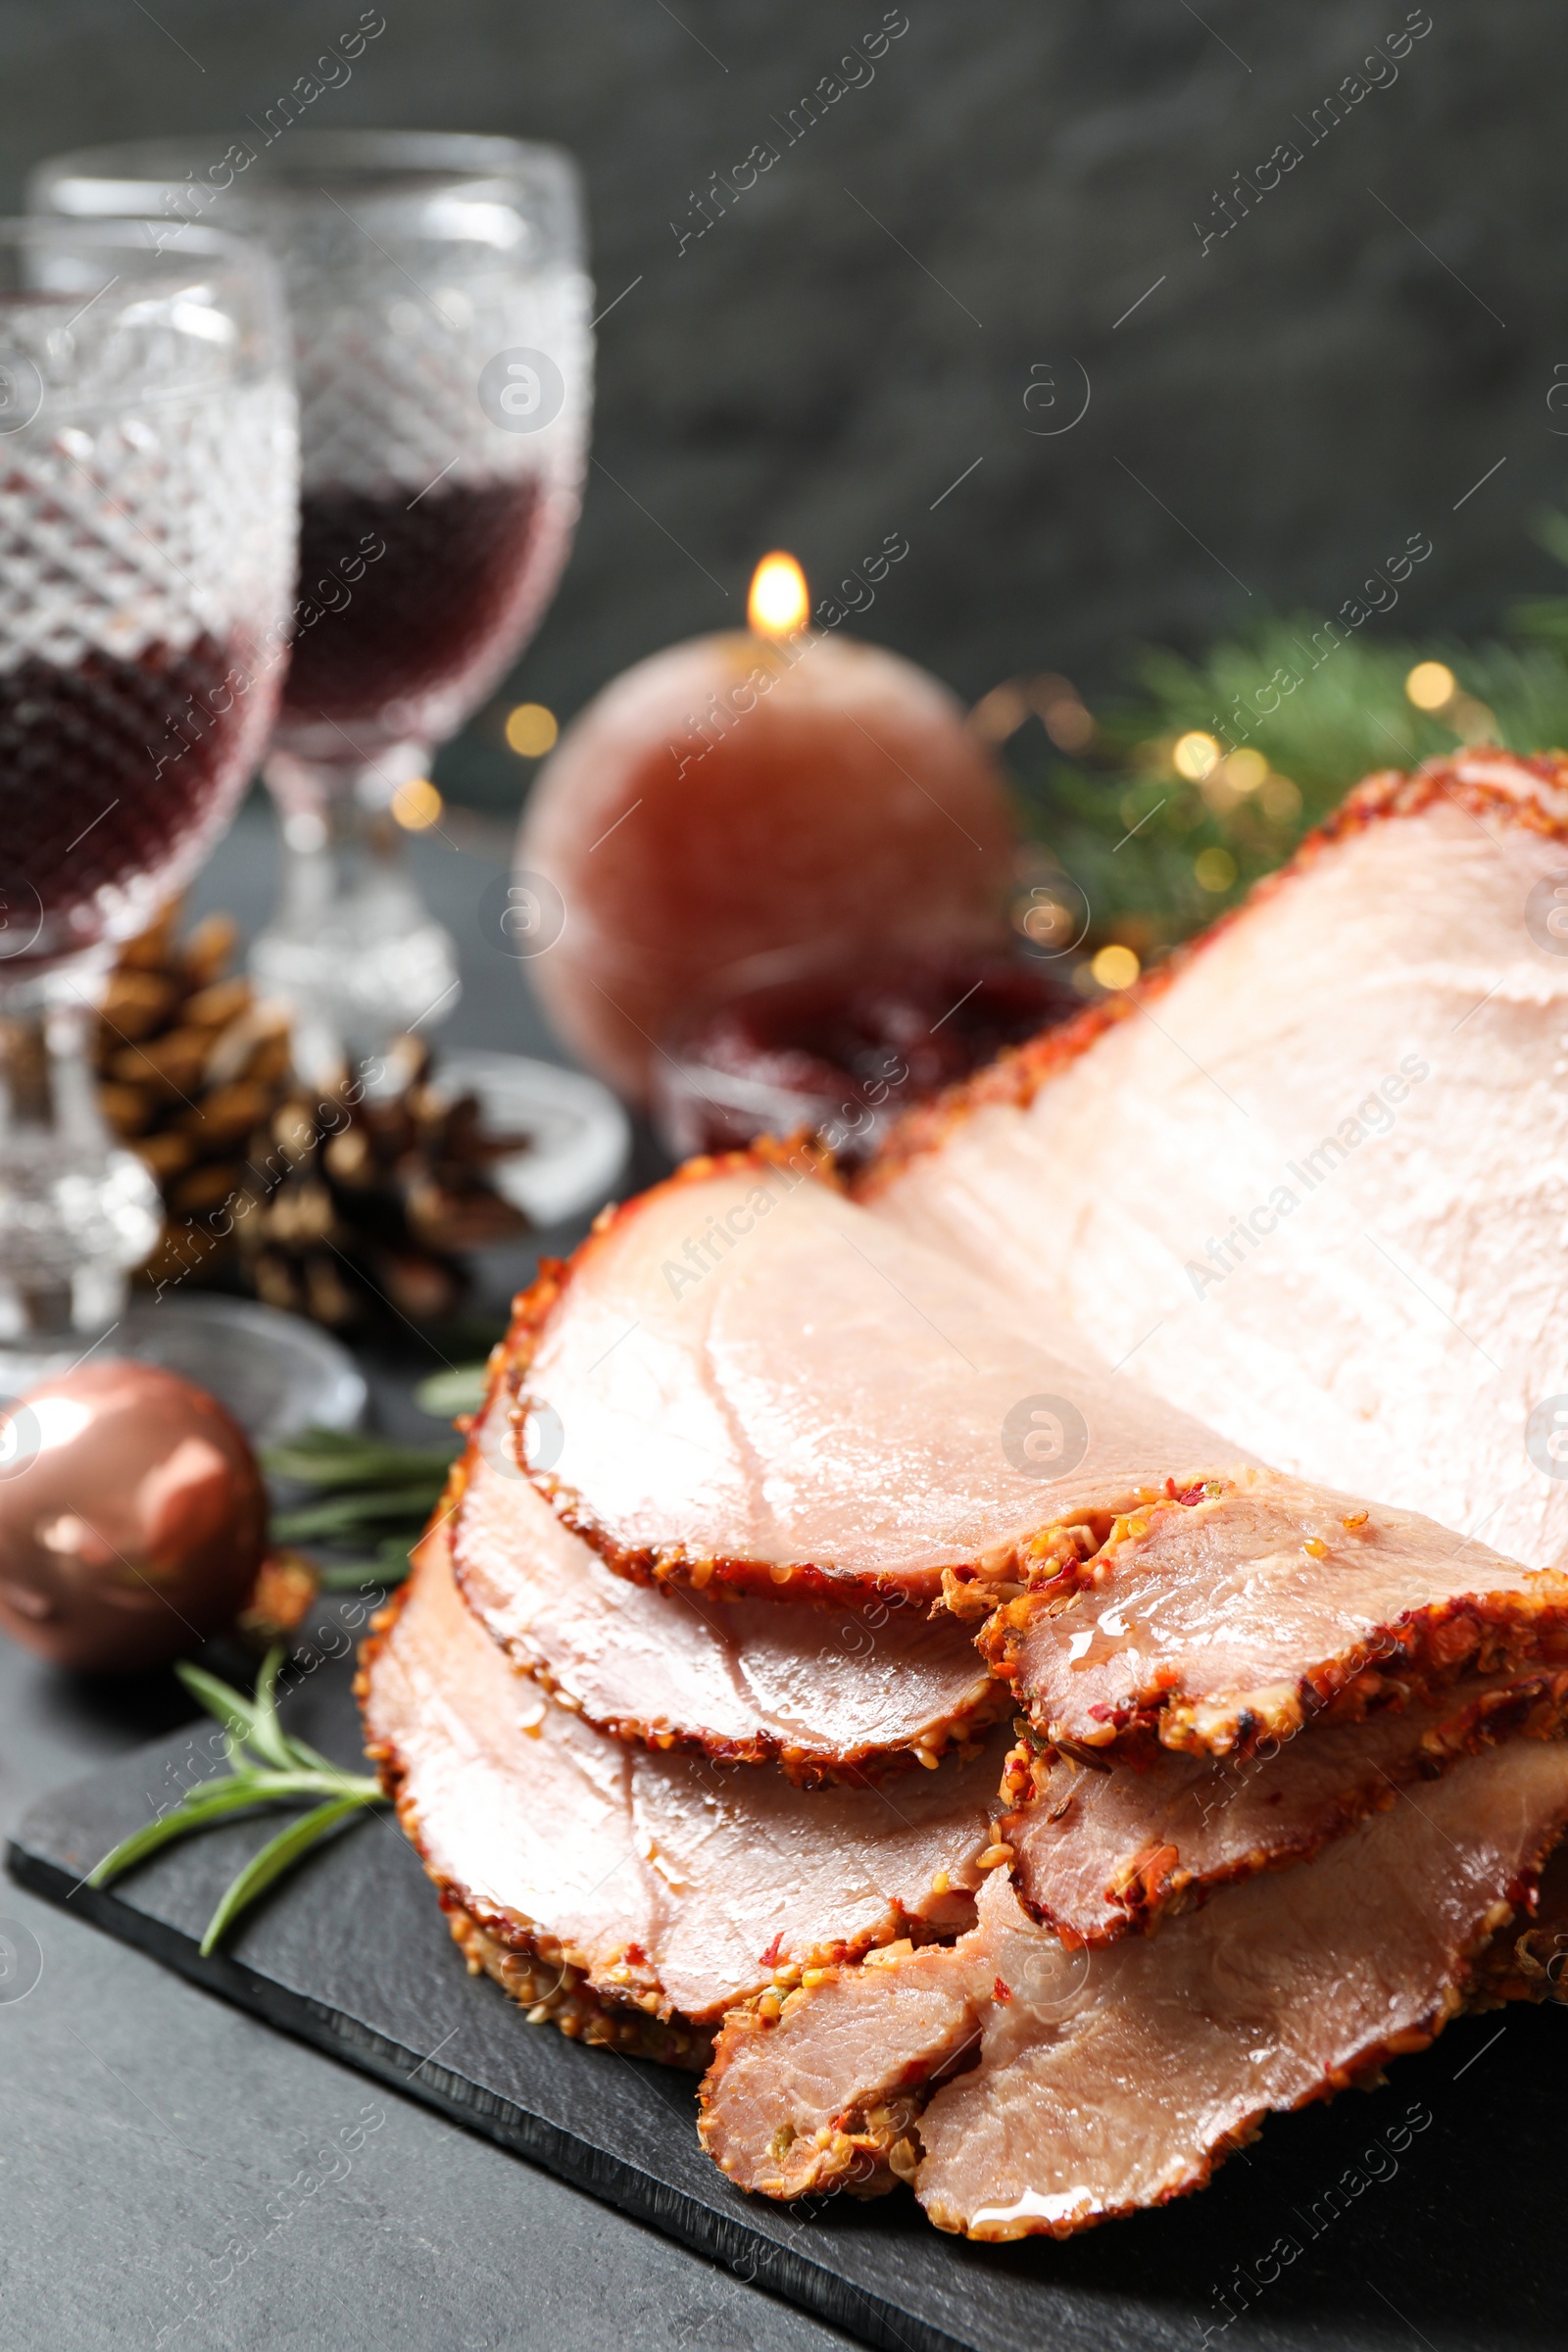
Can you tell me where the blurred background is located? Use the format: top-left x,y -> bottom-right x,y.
2,0 -> 1557,829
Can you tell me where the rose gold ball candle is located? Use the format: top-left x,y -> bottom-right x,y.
0,1360 -> 267,1674
517,556 -> 1017,1102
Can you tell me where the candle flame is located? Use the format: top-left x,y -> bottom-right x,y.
748,551 -> 808,640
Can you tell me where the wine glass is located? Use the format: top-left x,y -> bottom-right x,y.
33,133 -> 593,1083
0,218 -> 297,1380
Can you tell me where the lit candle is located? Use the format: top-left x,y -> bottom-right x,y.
518,555 -> 1016,1101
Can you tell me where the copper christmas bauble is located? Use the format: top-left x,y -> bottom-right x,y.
0,1360 -> 267,1674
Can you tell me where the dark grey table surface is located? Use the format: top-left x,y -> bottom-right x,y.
0,801 -> 858,2352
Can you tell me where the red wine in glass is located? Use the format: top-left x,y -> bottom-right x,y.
0,634 -> 263,969
0,215 -> 295,1369
31,130 -> 592,1076
281,476 -> 553,734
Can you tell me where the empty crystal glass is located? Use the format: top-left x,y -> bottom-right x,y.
0,218 -> 297,1372
34,132 -> 594,1080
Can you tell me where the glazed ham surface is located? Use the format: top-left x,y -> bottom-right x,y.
980,1465 -> 1568,1758
867,753 -> 1568,1573
513,1154 -> 1230,1603
699,1736 -> 1568,2237
360,1527 -> 1003,2040
502,1155 -> 1567,1760
452,1383 -> 1008,1779
1004,1667 -> 1568,1943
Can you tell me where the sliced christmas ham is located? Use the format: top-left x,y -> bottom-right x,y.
699,1735 -> 1568,2236
451,1384 -> 1009,1780
359,1525 -> 1005,2055
1003,1666 -> 1568,1943
978,1466 -> 1568,1758
867,753 -> 1568,1575
500,1158 -> 1568,1752
509,1150 -> 1241,1604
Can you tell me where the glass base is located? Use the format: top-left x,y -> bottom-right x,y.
0,1296 -> 367,1442
120,1295 -> 368,1442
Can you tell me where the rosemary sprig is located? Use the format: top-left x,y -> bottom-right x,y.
271,1488 -> 446,1541
261,1424 -> 463,1591
414,1363 -> 490,1419
314,1533 -> 425,1592
88,1646 -> 386,1955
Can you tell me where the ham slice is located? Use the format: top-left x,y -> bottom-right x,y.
1003,1668 -> 1568,1942
499,1153 -> 1568,1764
699,1736 -> 1568,2236
979,1465 -> 1568,1757
867,753 -> 1568,1574
1477,1835 -> 1568,2004
512,1152 -> 1244,1604
359,1526 -> 1005,2050
451,1385 -> 1009,1779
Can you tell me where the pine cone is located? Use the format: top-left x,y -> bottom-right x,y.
235,1036 -> 531,1331
100,914 -> 532,1328
95,906 -> 294,1291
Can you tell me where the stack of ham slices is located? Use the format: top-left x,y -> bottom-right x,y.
360,750 -> 1568,2242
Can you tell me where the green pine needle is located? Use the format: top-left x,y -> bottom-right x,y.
1010,514 -> 1568,948
88,1644 -> 385,1951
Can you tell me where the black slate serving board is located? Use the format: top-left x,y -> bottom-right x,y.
10,1649 -> 1567,2352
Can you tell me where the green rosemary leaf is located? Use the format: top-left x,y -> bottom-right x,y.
175,1647 -> 339,1777
312,1562 -> 379,1592
283,1733 -> 341,1776
314,1535 -> 412,1592
414,1364 -> 489,1420
90,1767 -> 386,1894
89,1615 -> 387,1951
287,1455 -> 453,1493
245,1644 -> 297,1772
262,1429 -> 458,1489
89,1775 -> 284,1885
175,1659 -> 270,1753
245,1648 -> 347,1779
271,1487 -> 446,1542
199,1793 -> 375,1956
262,1424 -> 356,1455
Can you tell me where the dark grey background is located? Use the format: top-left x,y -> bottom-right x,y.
0,0 -> 1556,813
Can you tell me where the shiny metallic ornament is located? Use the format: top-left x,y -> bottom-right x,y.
0,1360 -> 267,1673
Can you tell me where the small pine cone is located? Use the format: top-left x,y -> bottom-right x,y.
97,904 -> 295,1292
233,1042 -> 528,1333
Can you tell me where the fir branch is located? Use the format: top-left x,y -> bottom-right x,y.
1007,570 -> 1568,948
